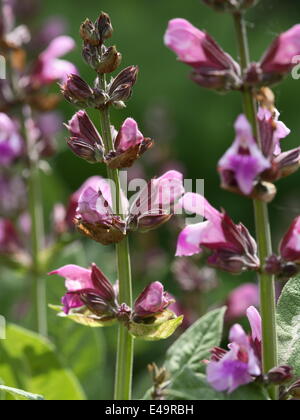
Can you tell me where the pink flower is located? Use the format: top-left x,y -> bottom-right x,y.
218,115 -> 270,196
258,107 -> 290,158
49,263 -> 117,315
164,18 -> 241,90
134,282 -> 173,319
74,171 -> 184,243
280,216 -> 300,263
106,118 -> 153,169
176,193 -> 259,274
30,35 -> 77,87
207,306 -> 262,393
0,113 -> 23,166
128,170 -> 185,233
260,25 -> 300,75
65,110 -> 104,163
226,284 -> 259,321
65,176 -> 104,227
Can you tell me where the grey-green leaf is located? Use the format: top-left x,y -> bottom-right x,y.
165,307 -> 226,375
277,275 -> 300,376
167,367 -> 223,400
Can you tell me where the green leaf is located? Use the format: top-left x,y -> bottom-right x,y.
0,324 -> 86,400
0,385 -> 44,401
227,384 -> 269,401
167,367 -> 223,400
277,275 -> 300,376
165,307 -> 226,375
49,305 -> 117,328
167,367 -> 269,401
129,311 -> 183,341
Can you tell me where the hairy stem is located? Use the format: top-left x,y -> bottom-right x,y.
99,75 -> 134,400
233,13 -> 278,400
22,105 -> 48,337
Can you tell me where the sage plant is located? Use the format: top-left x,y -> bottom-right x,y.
165,0 -> 300,400
51,12 -> 184,401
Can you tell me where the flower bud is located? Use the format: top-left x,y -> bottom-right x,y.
96,46 -> 122,74
91,263 -> 116,303
61,74 -> 94,108
164,19 -> 241,92
96,12 -> 113,41
267,366 -> 293,385
128,171 -> 185,233
65,110 -> 104,163
108,66 -> 139,103
280,216 -> 300,263
134,282 -> 174,319
105,118 -> 153,169
260,25 -> 300,81
79,292 -> 116,318
80,19 -> 99,46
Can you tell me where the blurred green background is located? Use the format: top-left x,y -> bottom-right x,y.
2,0 -> 300,400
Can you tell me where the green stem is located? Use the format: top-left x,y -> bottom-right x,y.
233,13 -> 278,400
98,75 -> 134,400
22,105 -> 48,337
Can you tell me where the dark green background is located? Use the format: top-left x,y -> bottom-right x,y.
3,0 -> 300,400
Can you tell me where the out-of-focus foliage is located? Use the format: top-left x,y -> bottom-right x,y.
1,0 -> 300,400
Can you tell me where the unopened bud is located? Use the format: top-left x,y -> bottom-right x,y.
96,46 -> 122,74
80,292 -> 116,318
61,74 -> 94,107
67,138 -> 103,164
80,19 -> 99,46
108,66 -> 139,103
96,12 -> 113,41
267,366 -> 293,385
252,181 -> 277,203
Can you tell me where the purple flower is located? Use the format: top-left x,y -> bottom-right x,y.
218,115 -> 270,196
134,282 -> 174,319
49,263 -> 117,315
226,284 -> 259,321
65,176 -> 103,227
74,171 -> 184,243
280,216 -> 300,263
207,306 -> 262,393
260,25 -> 300,75
74,177 -> 127,245
0,113 -> 23,166
164,18 -> 241,90
258,107 -> 290,158
30,35 -> 77,87
257,108 -> 300,182
65,110 -> 104,163
128,170 -> 185,233
176,193 -> 259,274
106,118 -> 153,169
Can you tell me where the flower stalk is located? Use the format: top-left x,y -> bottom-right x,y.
233,12 -> 278,400
22,105 -> 48,337
98,74 -> 134,400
